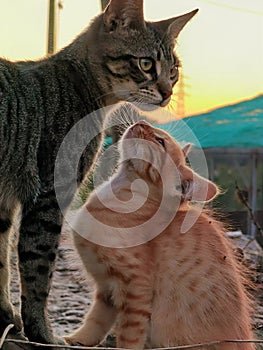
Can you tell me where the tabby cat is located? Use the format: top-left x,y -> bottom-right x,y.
0,0 -> 198,344
66,107 -> 255,349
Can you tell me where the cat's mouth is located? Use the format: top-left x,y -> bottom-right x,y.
160,96 -> 172,107
133,98 -> 171,111
133,103 -> 160,112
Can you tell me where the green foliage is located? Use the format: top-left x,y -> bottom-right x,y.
206,152 -> 263,212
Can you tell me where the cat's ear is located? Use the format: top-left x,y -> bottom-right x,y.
154,9 -> 198,40
103,0 -> 145,32
182,174 -> 219,202
182,143 -> 192,157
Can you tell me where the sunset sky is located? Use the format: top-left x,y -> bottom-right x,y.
0,0 -> 262,116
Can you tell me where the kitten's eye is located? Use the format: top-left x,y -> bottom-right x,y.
139,58 -> 153,72
182,180 -> 191,195
156,137 -> 165,148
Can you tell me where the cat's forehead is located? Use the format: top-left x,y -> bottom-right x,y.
107,23 -> 175,61
146,23 -> 175,60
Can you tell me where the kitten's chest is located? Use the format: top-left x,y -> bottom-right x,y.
74,230 -> 103,270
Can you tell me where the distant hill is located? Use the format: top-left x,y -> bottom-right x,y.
158,94 -> 263,148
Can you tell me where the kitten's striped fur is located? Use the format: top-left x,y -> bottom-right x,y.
67,110 -> 255,349
0,0 -> 197,343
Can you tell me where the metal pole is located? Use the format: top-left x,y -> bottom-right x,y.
250,152 -> 258,238
47,0 -> 57,54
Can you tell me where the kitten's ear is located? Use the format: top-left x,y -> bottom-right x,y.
182,143 -> 192,157
104,0 -> 145,32
182,175 -> 219,202
154,9 -> 198,40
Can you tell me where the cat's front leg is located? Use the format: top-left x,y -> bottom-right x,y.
65,290 -> 117,346
116,276 -> 152,349
0,204 -> 23,336
18,190 -> 63,344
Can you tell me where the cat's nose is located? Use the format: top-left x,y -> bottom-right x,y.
161,89 -> 173,100
160,91 -> 172,107
158,82 -> 173,106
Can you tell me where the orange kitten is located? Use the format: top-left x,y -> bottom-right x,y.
65,116 -> 255,349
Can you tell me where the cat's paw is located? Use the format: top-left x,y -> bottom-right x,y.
51,337 -> 67,345
22,311 -> 66,345
2,332 -> 29,350
0,304 -> 23,335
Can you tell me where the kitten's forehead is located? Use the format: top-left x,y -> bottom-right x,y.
154,127 -> 174,141
154,127 -> 184,155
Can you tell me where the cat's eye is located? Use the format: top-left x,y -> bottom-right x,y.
170,65 -> 179,79
139,58 -> 153,72
156,137 -> 165,148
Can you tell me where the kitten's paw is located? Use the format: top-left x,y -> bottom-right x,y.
64,334 -> 96,347
64,335 -> 84,346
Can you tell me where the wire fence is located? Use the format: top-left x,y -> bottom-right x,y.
1,325 -> 263,350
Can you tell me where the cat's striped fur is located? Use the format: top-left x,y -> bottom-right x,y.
67,113 -> 255,349
0,0 -> 198,343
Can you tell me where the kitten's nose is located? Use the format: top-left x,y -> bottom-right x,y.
134,120 -> 151,128
126,120 -> 150,138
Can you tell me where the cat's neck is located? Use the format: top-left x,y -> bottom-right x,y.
57,14 -> 103,62
49,14 -> 107,109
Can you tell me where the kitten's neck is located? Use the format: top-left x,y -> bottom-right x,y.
111,163 -> 165,204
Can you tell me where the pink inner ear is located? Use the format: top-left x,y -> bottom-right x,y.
206,180 -> 219,201
149,166 -> 160,183
168,9 -> 199,39
182,143 -> 192,157
104,0 -> 145,29
181,179 -> 193,201
188,175 -> 219,203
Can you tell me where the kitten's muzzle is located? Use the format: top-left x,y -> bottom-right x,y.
134,120 -> 151,128
125,120 -> 151,138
